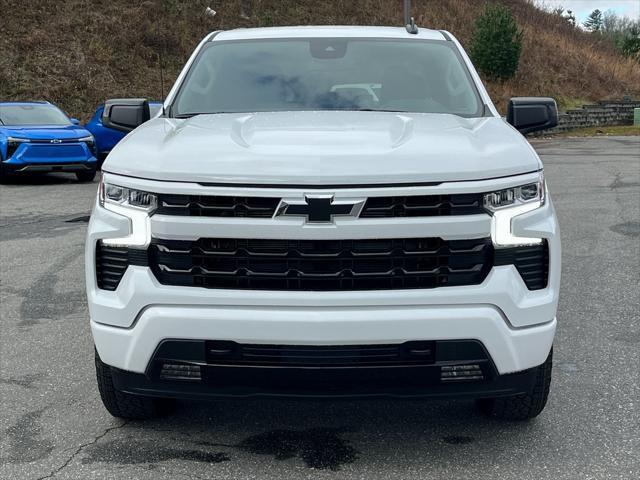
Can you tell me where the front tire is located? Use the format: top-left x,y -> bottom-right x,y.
477,349 -> 553,421
95,350 -> 174,420
0,161 -> 10,183
96,153 -> 107,170
76,168 -> 97,182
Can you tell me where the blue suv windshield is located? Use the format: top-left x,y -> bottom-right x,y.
0,104 -> 71,126
172,38 -> 484,118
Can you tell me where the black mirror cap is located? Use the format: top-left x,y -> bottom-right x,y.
102,98 -> 150,133
507,97 -> 558,135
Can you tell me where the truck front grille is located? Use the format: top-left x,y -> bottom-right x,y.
154,193 -> 485,218
156,194 -> 280,217
148,237 -> 493,291
360,194 -> 484,217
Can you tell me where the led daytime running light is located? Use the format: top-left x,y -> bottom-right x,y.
484,172 -> 546,247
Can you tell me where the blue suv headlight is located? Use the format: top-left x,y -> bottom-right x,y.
6,136 -> 30,158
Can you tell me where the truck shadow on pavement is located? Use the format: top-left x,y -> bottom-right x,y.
78,398 -> 538,472
0,172 -> 89,186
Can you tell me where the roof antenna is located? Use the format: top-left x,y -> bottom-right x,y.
157,51 -> 165,103
404,0 -> 419,34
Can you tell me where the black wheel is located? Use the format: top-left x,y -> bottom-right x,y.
477,349 -> 553,421
0,162 -> 10,183
97,153 -> 107,170
76,168 -> 97,182
95,350 -> 174,420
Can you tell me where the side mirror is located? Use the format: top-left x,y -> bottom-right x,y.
102,98 -> 150,133
70,118 -> 80,125
507,97 -> 558,135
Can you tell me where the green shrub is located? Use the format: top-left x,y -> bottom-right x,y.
470,4 -> 523,82
620,27 -> 640,62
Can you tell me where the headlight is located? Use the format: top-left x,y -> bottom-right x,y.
77,134 -> 95,144
484,173 -> 545,212
7,136 -> 30,144
99,180 -> 157,212
78,135 -> 96,155
6,137 -> 29,158
98,177 -> 156,247
484,171 -> 545,247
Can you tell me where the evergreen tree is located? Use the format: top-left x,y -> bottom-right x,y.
470,4 -> 523,82
584,9 -> 604,32
620,26 -> 640,62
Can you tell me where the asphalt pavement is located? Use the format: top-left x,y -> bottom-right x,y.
1,136 -> 639,479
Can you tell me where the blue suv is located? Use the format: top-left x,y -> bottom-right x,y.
0,101 -> 97,182
85,102 -> 162,166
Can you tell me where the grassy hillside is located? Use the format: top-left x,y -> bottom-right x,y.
1,0 -> 638,119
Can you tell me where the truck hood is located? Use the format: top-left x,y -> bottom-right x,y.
104,111 -> 541,185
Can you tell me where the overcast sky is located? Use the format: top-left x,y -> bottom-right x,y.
535,0 -> 640,22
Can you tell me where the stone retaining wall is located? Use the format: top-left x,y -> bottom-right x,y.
530,101 -> 640,136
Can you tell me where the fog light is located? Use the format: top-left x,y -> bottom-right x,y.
441,364 -> 483,382
159,363 -> 201,381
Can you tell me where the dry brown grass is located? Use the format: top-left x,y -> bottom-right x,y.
1,0 -> 638,119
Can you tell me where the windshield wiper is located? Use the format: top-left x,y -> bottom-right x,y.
173,112 -> 230,119
344,108 -> 408,113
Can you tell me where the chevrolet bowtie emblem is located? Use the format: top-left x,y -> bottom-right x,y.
276,195 -> 364,223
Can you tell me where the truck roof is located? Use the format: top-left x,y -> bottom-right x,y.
213,26 -> 448,42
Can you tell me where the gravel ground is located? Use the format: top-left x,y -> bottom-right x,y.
1,136 -> 639,479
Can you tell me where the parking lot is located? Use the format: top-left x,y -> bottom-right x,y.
0,136 -> 638,479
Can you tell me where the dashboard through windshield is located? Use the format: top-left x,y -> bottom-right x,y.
172,38 -> 484,118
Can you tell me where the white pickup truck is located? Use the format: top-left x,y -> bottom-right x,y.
86,25 -> 560,421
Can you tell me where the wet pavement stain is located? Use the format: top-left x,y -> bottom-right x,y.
609,173 -> 640,190
0,214 -> 88,241
609,221 -> 640,237
4,408 -> 54,463
235,427 -> 358,470
19,249 -> 85,326
81,438 -> 230,465
442,435 -> 475,445
65,215 -> 91,223
613,330 -> 640,345
0,373 -> 45,389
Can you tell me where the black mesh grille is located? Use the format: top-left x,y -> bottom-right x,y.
153,193 -> 486,218
95,242 -> 147,291
96,240 -> 549,292
360,194 -> 484,217
203,341 -> 436,367
494,242 -> 549,290
148,237 -> 494,291
156,194 -> 280,217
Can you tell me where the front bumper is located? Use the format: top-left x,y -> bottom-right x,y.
92,304 -> 556,376
3,141 -> 96,172
87,172 -> 560,379
3,161 -> 97,174
108,339 -> 543,400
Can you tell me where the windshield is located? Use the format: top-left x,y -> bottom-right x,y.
0,104 -> 72,126
172,38 -> 483,117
